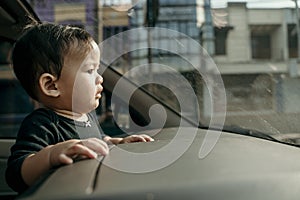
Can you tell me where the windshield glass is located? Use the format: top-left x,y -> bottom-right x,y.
1,0 -> 300,143
99,0 -> 300,137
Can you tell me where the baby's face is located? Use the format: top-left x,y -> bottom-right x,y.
57,41 -> 103,114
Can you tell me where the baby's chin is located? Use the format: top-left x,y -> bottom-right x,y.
73,101 -> 100,114
92,100 -> 100,111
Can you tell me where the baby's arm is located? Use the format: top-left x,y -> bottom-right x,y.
21,138 -> 109,186
103,134 -> 154,145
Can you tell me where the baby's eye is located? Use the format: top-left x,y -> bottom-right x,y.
87,69 -> 94,74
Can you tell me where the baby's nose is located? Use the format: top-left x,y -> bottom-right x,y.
96,75 -> 103,84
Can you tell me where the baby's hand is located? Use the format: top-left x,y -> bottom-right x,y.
48,138 -> 109,167
120,134 -> 154,144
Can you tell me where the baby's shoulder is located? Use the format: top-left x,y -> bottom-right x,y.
22,108 -> 58,126
16,108 -> 60,140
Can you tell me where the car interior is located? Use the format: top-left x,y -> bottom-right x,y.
0,1 -> 40,198
0,1 -> 184,199
3,1 -> 300,200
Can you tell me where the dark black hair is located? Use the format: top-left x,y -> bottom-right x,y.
12,22 -> 93,100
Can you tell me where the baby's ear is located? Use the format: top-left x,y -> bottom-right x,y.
39,73 -> 60,97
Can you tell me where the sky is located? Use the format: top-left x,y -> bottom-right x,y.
210,0 -> 297,8
102,0 -> 297,9
197,0 -> 298,26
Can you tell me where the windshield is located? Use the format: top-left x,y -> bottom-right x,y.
1,0 -> 300,144
98,0 -> 300,137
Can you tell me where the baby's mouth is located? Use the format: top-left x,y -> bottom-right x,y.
95,92 -> 101,99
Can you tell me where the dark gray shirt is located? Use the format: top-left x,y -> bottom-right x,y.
5,108 -> 104,193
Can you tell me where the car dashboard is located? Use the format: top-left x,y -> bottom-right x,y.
19,127 -> 300,200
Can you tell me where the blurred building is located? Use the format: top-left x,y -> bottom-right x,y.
201,2 -> 300,114
208,2 -> 298,71
27,0 -> 300,115
32,0 -> 100,40
129,0 -> 199,69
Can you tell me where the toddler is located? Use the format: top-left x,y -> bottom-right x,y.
5,22 -> 153,193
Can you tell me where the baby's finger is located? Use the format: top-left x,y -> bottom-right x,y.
66,143 -> 98,159
58,153 -> 74,165
141,134 -> 154,142
81,138 -> 109,156
131,135 -> 147,142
